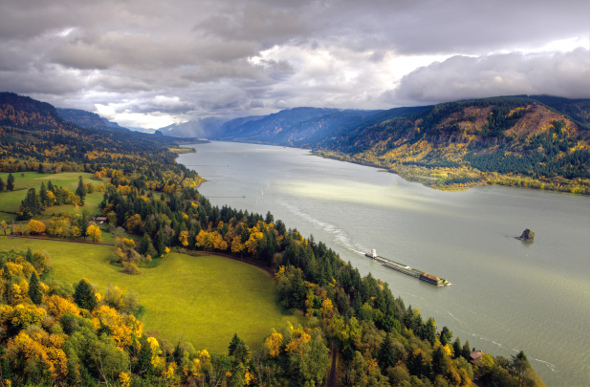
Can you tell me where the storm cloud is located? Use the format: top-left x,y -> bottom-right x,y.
0,0 -> 588,127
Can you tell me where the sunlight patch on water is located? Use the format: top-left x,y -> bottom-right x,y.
276,179 -> 453,215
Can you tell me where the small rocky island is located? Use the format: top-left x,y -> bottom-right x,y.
516,228 -> 535,241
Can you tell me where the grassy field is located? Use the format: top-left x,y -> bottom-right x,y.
0,172 -> 105,222
0,237 -> 299,354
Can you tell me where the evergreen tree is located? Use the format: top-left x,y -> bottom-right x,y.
26,248 -> 34,265
76,176 -> 86,205
79,214 -> 89,239
17,188 -> 42,220
47,180 -> 54,192
0,177 -> 5,192
377,333 -> 396,372
74,279 -> 97,311
39,182 -> 49,207
138,233 -> 150,255
462,340 -> 471,360
228,333 -> 242,356
6,173 -> 15,191
28,271 -> 43,304
440,326 -> 452,346
452,338 -> 462,359
154,226 -> 166,256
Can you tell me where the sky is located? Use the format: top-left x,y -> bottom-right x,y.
0,0 -> 588,129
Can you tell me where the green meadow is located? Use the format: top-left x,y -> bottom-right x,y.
0,237 -> 298,354
0,172 -> 106,222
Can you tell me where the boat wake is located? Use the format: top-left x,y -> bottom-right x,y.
279,201 -> 359,253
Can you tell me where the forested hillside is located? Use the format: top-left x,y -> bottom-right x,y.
213,95 -> 590,193
0,92 -> 189,178
0,94 -> 545,386
317,96 -> 590,192
56,108 -> 129,133
215,107 -> 383,146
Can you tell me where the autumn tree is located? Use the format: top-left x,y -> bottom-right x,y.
178,230 -> 189,247
26,219 -> 46,235
86,224 -> 102,243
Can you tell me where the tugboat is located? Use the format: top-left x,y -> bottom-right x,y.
365,249 -> 378,259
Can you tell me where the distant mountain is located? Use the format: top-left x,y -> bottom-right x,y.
56,108 -> 130,133
215,107 -> 384,146
157,117 -> 228,138
126,126 -> 157,134
0,92 -> 181,172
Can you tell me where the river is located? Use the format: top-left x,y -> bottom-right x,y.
177,141 -> 590,386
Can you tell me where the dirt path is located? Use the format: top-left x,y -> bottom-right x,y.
327,340 -> 338,387
1,234 -> 113,246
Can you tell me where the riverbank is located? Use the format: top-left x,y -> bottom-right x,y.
312,149 -> 590,195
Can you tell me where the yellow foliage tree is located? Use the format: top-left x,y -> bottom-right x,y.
44,294 -> 80,320
230,235 -> 245,254
195,230 -> 214,250
178,230 -> 189,247
86,224 -> 102,243
10,303 -> 47,329
26,219 -> 46,235
92,305 -> 132,349
264,332 -> 283,358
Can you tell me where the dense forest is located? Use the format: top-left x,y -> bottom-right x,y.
0,93 -> 546,386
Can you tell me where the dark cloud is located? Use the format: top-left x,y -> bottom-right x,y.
389,48 -> 590,105
0,0 -> 588,127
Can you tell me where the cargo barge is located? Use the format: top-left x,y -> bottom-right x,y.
365,249 -> 451,286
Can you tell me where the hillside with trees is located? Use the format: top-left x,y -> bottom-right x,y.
0,93 -> 545,386
56,108 -> 130,133
211,96 -> 590,194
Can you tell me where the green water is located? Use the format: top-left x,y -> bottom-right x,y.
178,141 -> 590,386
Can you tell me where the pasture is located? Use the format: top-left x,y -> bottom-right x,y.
0,172 -> 105,222
0,237 -> 298,354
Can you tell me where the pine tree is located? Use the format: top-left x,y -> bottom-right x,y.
155,226 -> 165,256
462,340 -> 471,360
39,182 -> 49,207
0,177 -> 5,192
17,188 -> 43,220
228,333 -> 242,356
377,333 -> 397,371
28,271 -> 43,304
74,279 -> 97,311
6,173 -> 15,191
26,248 -> 34,265
139,233 -> 150,255
76,176 -> 86,205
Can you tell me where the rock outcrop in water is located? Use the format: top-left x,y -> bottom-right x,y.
516,228 -> 535,241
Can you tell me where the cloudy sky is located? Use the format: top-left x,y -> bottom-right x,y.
1,0 -> 588,128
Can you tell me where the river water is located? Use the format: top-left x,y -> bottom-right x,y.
178,141 -> 590,386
